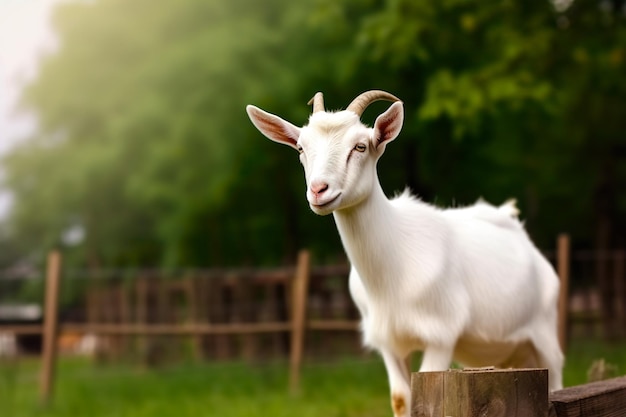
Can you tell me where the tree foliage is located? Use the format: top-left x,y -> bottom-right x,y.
2,0 -> 626,268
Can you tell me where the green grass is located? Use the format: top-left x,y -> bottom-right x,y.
563,337 -> 626,384
1,337 -> 625,417
2,356 -> 391,417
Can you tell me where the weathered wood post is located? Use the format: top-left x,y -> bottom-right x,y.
556,233 -> 570,352
40,250 -> 62,406
613,250 -> 625,339
185,275 -> 205,361
411,368 -> 548,417
118,282 -> 131,360
235,275 -> 257,361
135,276 -> 149,365
264,281 -> 283,357
211,276 -> 230,359
289,249 -> 310,394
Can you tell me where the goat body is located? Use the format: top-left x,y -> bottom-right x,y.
246,91 -> 564,417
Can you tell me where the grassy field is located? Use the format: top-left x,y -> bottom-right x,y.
1,337 -> 625,417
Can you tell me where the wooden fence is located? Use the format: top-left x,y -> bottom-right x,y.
2,234 -> 626,408
567,248 -> 626,341
411,368 -> 626,417
1,249 -> 359,404
73,255 -> 358,363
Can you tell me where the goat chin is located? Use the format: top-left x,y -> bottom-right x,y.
309,196 -> 341,215
247,90 -> 564,417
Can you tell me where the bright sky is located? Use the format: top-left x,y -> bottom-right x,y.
0,0 -> 63,154
0,0 -> 67,218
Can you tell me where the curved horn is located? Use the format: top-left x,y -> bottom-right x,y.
346,90 -> 401,117
307,92 -> 325,113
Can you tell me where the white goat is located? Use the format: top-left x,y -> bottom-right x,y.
246,90 -> 564,417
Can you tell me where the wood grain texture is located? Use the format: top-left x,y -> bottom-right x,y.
549,376 -> 626,417
411,368 -> 548,417
40,251 -> 62,406
411,372 -> 444,417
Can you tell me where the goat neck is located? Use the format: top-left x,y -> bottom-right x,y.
332,177 -> 400,291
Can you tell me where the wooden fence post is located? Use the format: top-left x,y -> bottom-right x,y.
40,250 -> 62,406
613,251 -> 625,339
234,276 -> 257,361
264,282 -> 283,357
211,276 -> 230,360
117,283 -> 131,360
135,277 -> 149,365
411,368 -> 548,417
289,249 -> 310,394
557,234 -> 570,353
185,276 -> 205,361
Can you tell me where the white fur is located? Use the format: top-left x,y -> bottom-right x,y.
246,98 -> 564,417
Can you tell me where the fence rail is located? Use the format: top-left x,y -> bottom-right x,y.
549,374 -> 626,417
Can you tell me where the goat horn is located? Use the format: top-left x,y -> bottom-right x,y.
346,90 -> 401,116
307,92 -> 325,113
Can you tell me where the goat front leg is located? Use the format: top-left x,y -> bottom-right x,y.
381,350 -> 411,417
419,344 -> 454,372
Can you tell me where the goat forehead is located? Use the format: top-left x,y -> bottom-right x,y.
303,111 -> 368,144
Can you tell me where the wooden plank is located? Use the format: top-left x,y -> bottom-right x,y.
263,282 -> 283,357
307,319 -> 360,331
109,285 -> 123,360
289,250 -> 310,394
411,368 -> 548,417
210,277 -> 230,359
613,251 -> 625,339
249,271 -> 293,285
58,322 -> 292,335
0,325 -> 44,335
549,376 -> 626,417
557,234 -> 570,352
411,372 -> 444,417
86,287 -> 98,326
445,368 -> 547,417
185,276 -> 204,361
135,277 -> 149,364
154,277 -> 171,364
310,264 -> 350,278
39,250 -> 62,406
0,320 -> 298,337
234,275 -> 257,361
118,283 -> 131,358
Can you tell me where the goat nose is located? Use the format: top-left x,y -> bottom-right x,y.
310,181 -> 329,196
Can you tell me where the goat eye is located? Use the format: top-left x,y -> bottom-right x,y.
297,145 -> 304,154
354,143 -> 367,152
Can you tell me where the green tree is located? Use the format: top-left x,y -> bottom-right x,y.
307,0 -> 626,250
3,0 -> 625,270
3,0 -> 328,267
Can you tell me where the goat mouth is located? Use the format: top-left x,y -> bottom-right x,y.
311,193 -> 341,210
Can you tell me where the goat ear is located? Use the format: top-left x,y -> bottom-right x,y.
372,101 -> 404,151
246,105 -> 301,150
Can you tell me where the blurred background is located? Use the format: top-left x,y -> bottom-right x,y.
1,0 -> 625,269
0,0 -> 625,416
